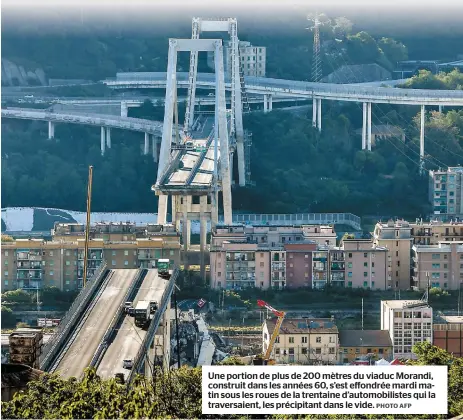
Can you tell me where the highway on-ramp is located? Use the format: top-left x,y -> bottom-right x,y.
53,269 -> 139,379
96,269 -> 169,379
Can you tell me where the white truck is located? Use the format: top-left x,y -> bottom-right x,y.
134,300 -> 150,328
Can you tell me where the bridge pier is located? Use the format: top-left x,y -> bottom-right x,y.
121,101 -> 128,117
144,132 -> 150,155
236,141 -> 245,187
367,102 -> 372,151
420,104 -> 425,175
362,102 -> 367,150
105,127 -> 111,149
152,136 -> 158,163
100,126 -> 106,156
317,98 -> 322,132
439,105 -> 443,113
200,195 -> 208,281
48,121 -> 55,140
157,194 -> 168,225
312,98 -> 317,127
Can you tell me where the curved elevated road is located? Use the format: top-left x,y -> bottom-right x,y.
1,107 -> 167,137
53,269 -> 138,379
105,72 -> 463,106
97,269 -> 168,379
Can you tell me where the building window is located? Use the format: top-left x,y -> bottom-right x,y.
348,253 -> 352,258
218,272 -> 222,277
50,270 -> 54,276
66,250 -> 70,256
305,254 -> 308,258
348,281 -> 352,287
363,281 -> 368,287
315,348 -> 321,354
260,262 -> 264,267
49,251 -> 54,257
329,348 -> 335,354
396,251 -> 399,257
65,261 -> 70,266
124,261 -> 129,266
112,251 -> 116,256
260,272 -> 264,278
302,337 -> 308,344
348,262 -> 352,268
364,272 -> 368,277
289,337 -> 294,344
396,241 -> 399,247
364,262 -> 368,267
124,250 -> 129,256
372,281 -> 375,288
316,336 -> 321,343
112,260 -> 116,266
4,260 -> 7,266
49,261 -> 54,266
4,271 -> 8,277
355,348 -> 360,354
432,263 -> 440,269
364,253 -> 367,258
432,254 -> 440,259
4,251 -> 8,257
348,272 -> 353,278
301,348 -> 308,354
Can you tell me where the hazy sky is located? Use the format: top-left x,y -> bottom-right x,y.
2,0 -> 463,37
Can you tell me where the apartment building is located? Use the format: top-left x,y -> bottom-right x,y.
262,318 -> 339,364
381,300 -> 433,359
1,223 -> 181,292
429,166 -> 463,218
338,330 -> 393,364
207,40 -> 266,77
342,239 -> 389,290
411,241 -> 463,290
433,315 -> 463,357
373,220 -> 413,289
411,219 -> 463,245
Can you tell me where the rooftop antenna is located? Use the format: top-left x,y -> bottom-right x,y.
307,12 -> 323,83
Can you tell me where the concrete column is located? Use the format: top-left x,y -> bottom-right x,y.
312,97 -> 317,127
268,94 -> 273,112
48,121 -> 55,139
317,98 -> 322,132
199,195 -> 208,281
121,101 -> 128,117
171,195 -> 177,227
157,194 -> 168,225
211,191 -> 219,230
182,196 -> 190,253
263,94 -> 269,113
362,102 -> 367,150
152,136 -> 158,163
229,150 -> 235,183
439,105 -> 443,113
420,104 -> 425,175
100,126 -> 106,156
105,127 -> 111,149
144,133 -> 150,155
186,196 -> 191,252
237,141 -> 245,187
367,102 -> 372,151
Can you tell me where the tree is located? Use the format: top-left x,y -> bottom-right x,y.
378,37 -> 408,65
1,305 -> 16,328
332,17 -> 353,39
1,289 -> 33,305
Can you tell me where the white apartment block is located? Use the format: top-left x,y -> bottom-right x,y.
207,40 -> 266,77
429,167 -> 463,218
381,300 -> 433,359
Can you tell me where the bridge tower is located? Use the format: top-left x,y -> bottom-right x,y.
154,38 -> 232,280
184,18 -> 248,187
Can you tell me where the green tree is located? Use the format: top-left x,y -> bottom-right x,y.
1,289 -> 33,304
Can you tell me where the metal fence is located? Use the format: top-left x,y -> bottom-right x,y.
226,213 -> 361,230
39,263 -> 108,371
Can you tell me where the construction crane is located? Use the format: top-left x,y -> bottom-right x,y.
255,300 -> 286,365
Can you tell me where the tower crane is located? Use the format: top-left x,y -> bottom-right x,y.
255,300 -> 286,365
